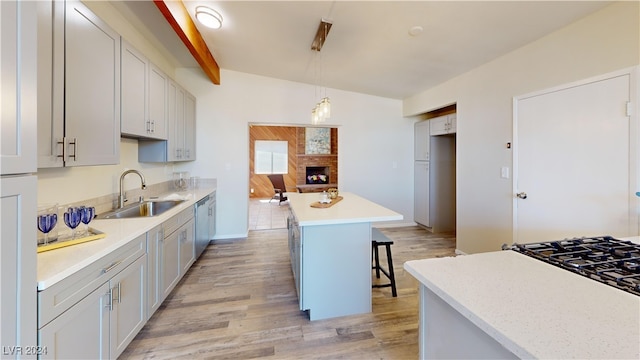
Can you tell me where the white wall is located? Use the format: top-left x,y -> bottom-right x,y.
174,69 -> 413,238
404,2 -> 640,254
36,1 -> 413,240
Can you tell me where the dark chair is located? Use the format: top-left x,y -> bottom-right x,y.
371,228 -> 397,297
267,174 -> 288,205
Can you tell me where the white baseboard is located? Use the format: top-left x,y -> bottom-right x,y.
212,232 -> 249,240
372,221 -> 417,228
455,249 -> 467,255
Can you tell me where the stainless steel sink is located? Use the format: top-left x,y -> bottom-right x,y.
97,200 -> 185,219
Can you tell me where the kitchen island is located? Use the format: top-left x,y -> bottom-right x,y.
404,248 -> 640,359
286,192 -> 402,320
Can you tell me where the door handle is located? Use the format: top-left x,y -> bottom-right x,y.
516,192 -> 528,199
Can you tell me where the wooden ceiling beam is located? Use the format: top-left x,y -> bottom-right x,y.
153,0 -> 220,85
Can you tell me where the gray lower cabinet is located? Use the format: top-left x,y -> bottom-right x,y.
287,211 -> 371,321
147,207 -> 194,317
179,219 -> 196,276
38,204 -> 197,358
38,235 -> 147,359
287,213 -> 301,300
146,224 -> 164,318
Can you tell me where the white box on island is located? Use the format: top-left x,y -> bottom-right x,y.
286,192 -> 402,320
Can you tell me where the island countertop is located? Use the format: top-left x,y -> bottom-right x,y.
404,250 -> 640,359
286,192 -> 403,226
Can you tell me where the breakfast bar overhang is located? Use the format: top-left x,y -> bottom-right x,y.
286,192 -> 403,320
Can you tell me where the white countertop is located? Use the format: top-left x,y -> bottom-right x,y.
404,250 -> 640,359
286,192 -> 403,226
37,186 -> 216,291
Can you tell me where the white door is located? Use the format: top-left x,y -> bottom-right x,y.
514,69 -> 637,243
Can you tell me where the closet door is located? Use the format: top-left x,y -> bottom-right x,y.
514,69 -> 635,243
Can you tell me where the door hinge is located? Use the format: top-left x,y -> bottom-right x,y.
626,101 -> 632,117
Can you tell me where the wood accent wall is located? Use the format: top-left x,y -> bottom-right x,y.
249,125 -> 298,198
249,126 -> 338,198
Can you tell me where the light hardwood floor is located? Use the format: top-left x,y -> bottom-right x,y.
120,227 -> 456,359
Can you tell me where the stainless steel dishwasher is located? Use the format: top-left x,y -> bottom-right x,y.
195,194 -> 210,259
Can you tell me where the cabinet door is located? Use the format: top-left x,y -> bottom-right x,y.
180,219 -> 195,276
414,161 -> 430,227
184,92 -> 196,160
110,254 -> 146,359
447,114 -> 457,133
414,121 -> 430,161
64,0 -> 120,166
146,224 -> 163,317
429,116 -> 449,136
166,80 -> 180,162
148,64 -> 168,140
162,229 -> 181,299
37,0 -> 64,168
1,0 -> 37,175
121,40 -> 148,138
208,198 -> 216,241
174,85 -> 186,160
1,176 -> 37,357
290,219 -> 302,303
39,282 -> 110,360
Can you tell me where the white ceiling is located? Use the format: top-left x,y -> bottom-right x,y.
112,1 -> 611,100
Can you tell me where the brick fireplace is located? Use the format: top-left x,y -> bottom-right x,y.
296,127 -> 338,192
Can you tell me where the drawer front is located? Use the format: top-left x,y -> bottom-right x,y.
163,206 -> 194,236
38,234 -> 146,327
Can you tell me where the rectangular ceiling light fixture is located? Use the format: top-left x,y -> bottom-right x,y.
311,18 -> 332,51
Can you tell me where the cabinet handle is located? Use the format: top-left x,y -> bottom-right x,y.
101,260 -> 123,274
66,138 -> 77,161
146,121 -> 151,133
56,138 -> 65,159
151,120 -> 155,133
115,282 -> 121,304
108,288 -> 114,311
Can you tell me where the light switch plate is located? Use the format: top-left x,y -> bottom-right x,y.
501,166 -> 509,179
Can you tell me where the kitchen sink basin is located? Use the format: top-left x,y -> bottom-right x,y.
97,200 -> 185,219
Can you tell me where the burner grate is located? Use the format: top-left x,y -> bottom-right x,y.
510,236 -> 640,296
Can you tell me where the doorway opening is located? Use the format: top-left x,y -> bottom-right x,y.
248,124 -> 338,230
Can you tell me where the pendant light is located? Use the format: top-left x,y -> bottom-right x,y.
310,18 -> 332,124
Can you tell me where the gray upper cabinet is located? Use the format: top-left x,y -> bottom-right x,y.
184,92 -> 197,160
138,79 -> 196,163
38,0 -> 120,168
430,114 -> 457,136
121,40 -> 148,138
121,40 -> 168,140
2,0 -> 37,175
148,64 -> 168,140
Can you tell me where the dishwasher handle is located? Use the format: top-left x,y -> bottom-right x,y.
196,195 -> 210,207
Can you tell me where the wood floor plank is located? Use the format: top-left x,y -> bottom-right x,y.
120,226 -> 455,359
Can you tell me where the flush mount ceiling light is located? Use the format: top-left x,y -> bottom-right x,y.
195,6 -> 223,29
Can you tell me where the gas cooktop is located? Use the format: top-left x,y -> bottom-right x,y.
509,236 -> 640,296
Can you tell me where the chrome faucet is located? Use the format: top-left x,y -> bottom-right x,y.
118,169 -> 147,208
